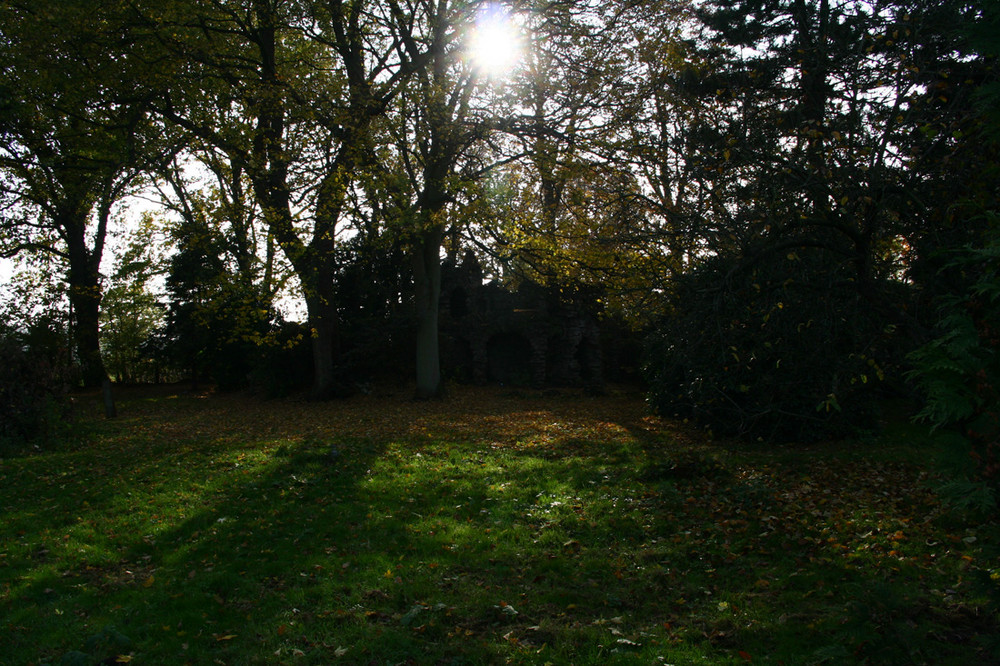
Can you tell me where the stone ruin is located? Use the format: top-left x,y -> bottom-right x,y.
439,251 -> 605,392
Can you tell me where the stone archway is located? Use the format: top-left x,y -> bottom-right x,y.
444,336 -> 475,383
486,331 -> 533,386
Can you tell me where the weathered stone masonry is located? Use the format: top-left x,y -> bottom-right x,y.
439,252 -> 605,391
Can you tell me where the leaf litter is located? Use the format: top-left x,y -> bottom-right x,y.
1,384 -> 997,664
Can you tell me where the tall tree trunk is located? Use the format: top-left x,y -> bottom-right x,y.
67,276 -> 107,388
64,207 -> 109,390
300,253 -> 344,399
413,224 -> 444,399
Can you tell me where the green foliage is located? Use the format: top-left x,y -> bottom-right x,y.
0,321 -> 74,449
247,321 -> 313,398
908,312 -> 993,428
333,232 -> 412,382
645,248 -> 903,441
100,215 -> 167,384
164,213 -> 278,391
0,263 -> 77,448
0,0 -> 178,387
968,0 -> 1000,139
638,0 -> 983,444
908,226 -> 1000,509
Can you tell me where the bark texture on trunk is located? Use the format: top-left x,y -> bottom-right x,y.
303,271 -> 344,400
65,206 -> 109,389
413,226 -> 444,399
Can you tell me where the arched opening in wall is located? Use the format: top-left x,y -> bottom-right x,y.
487,332 -> 532,386
576,335 -> 601,383
546,333 -> 576,385
444,336 -> 475,383
449,287 -> 468,318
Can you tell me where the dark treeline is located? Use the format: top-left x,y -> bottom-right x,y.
1,0 -> 997,464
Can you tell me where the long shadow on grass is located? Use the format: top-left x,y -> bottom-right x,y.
1,434 -> 390,665
5,389 -> 993,665
1,428 -> 702,664
10,430 -> 647,664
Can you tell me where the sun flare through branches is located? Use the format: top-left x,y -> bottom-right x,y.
468,4 -> 522,78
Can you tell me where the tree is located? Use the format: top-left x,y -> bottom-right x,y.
895,0 -> 1000,296
640,0 -> 998,439
474,0 -> 679,325
0,0 -> 177,388
676,0 -> 999,317
0,256 -> 75,446
158,145 -> 278,310
378,0 -> 503,398
153,146 -> 289,389
905,0 -> 1000,506
143,0 -> 436,398
100,214 -> 167,384
160,183 -> 281,390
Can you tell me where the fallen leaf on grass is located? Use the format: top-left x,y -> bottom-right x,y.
401,605 -> 422,626
496,602 -> 519,616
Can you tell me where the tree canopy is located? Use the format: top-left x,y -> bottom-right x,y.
0,0 -> 996,444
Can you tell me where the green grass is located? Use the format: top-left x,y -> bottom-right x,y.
1,385 -> 998,665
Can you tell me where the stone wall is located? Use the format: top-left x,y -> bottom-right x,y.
439,252 -> 604,391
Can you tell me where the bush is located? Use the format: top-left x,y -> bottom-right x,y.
249,321 -> 314,398
0,331 -> 74,448
644,248 -> 905,442
907,228 -> 1000,510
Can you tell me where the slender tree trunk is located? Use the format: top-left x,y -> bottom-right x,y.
251,160 -> 346,399
413,224 -> 444,399
102,378 -> 117,418
310,315 -> 339,399
68,269 -> 116,415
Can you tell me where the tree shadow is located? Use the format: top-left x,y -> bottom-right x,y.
3,386 -> 994,664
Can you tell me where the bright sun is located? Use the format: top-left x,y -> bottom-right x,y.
469,5 -> 522,77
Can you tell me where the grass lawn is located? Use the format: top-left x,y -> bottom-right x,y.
1,385 -> 998,665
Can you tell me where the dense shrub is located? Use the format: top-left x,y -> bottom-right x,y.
0,330 -> 74,447
644,249 -> 905,442
908,228 -> 1000,511
248,322 -> 314,398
